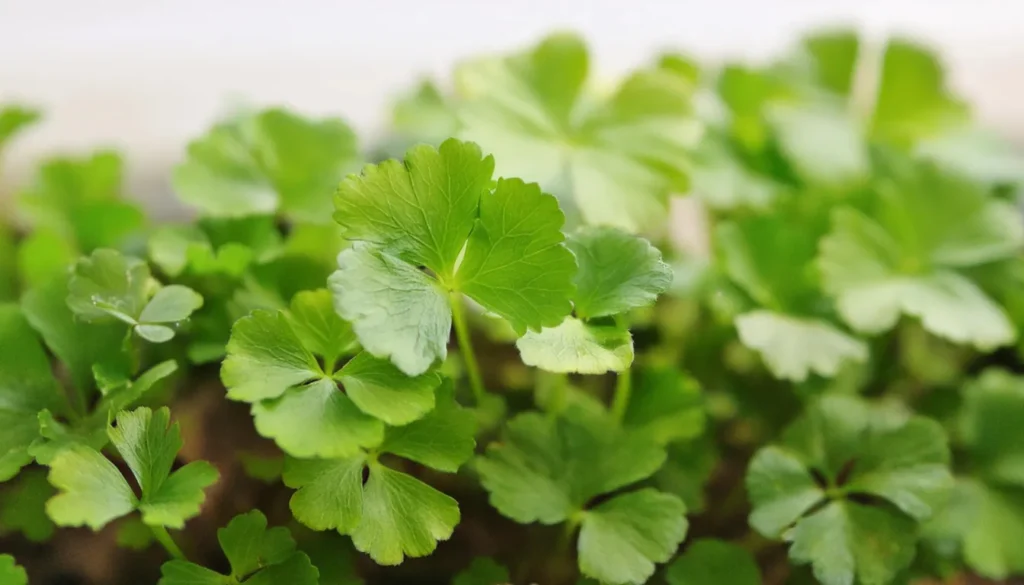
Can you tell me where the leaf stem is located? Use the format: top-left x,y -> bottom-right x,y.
449,291 -> 485,405
610,314 -> 633,422
151,525 -> 186,560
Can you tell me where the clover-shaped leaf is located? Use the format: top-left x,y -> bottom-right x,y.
158,510 -> 318,585
456,33 -> 700,232
284,383 -> 475,565
717,214 -> 867,381
477,410 -> 685,584
331,139 -> 577,376
819,162 -> 1022,350
67,249 -> 203,343
746,395 -> 952,585
45,407 -> 218,530
516,226 -> 670,374
0,304 -> 66,481
223,289 -> 442,459
174,108 -> 359,223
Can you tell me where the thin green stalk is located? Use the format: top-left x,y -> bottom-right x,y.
449,291 -> 485,405
151,525 -> 186,560
610,366 -> 632,423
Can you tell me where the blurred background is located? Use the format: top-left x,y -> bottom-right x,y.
1,0 -> 1022,218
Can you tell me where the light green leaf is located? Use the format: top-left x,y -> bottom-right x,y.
959,369 -> 1024,487
871,39 -> 967,145
665,538 -> 761,585
391,80 -> 459,148
746,446 -> 824,537
284,455 -> 366,532
452,558 -> 510,585
0,554 -> 27,585
0,104 -> 40,150
139,285 -> 204,324
45,444 -> 136,530
476,411 -> 665,524
29,409 -> 108,466
516,317 -> 633,374
21,273 -> 129,394
577,488 -> 687,585
352,463 -> 459,565
253,378 -> 383,459
454,178 -> 577,334
568,226 -> 672,319
288,289 -> 358,367
16,230 -> 78,289
67,248 -> 150,324
957,479 -> 1024,578
0,304 -> 65,481
735,310 -> 867,382
336,351 -> 440,427
174,108 -> 358,223
917,127 -> 1024,185
768,103 -> 869,187
331,139 -> 576,375
222,310 -> 320,402
786,501 -> 916,585
379,382 -> 476,472
801,30 -> 860,96
457,33 -> 699,232
158,510 -> 317,585
622,367 -> 704,445
330,245 -> 451,376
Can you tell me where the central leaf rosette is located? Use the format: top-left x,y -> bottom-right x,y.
330,138 -> 578,376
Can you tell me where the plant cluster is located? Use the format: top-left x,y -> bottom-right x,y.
2,29 -> 1024,585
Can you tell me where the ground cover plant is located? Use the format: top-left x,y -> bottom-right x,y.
3,28 -> 1024,585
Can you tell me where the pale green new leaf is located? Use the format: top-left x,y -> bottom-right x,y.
735,310 -> 867,382
174,108 -> 358,223
568,226 -> 672,319
67,248 -> 150,324
331,139 -> 576,375
516,317 -> 633,374
577,488 -> 688,585
768,103 -> 869,187
457,33 -> 699,232
45,445 -> 136,530
0,305 -> 65,481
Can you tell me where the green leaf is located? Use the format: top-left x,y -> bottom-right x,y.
768,103 -> 869,187
917,127 -> 1024,185
28,409 -> 107,466
67,248 -> 150,324
957,479 -> 1024,578
116,517 -> 155,550
577,488 -> 688,585
379,382 -> 476,472
452,558 -> 510,585
46,407 -> 217,530
735,310 -> 867,382
16,230 -> 77,289
354,463 -> 460,565
284,454 -> 366,532
0,554 -> 27,585
0,104 -> 40,150
0,304 -> 65,481
223,294 -> 444,458
568,226 -> 672,319
746,446 -> 824,536
391,80 -> 459,149
158,510 -> 318,585
476,411 -> 665,524
457,33 -> 699,232
45,444 -> 137,530
747,396 -> 952,583
665,538 -> 761,585
819,164 -> 1022,349
21,273 -> 129,396
516,317 -> 633,374
331,139 -> 576,375
871,39 -> 967,145
330,245 -> 451,376
960,369 -> 1024,486
622,367 -> 704,445
801,30 -> 860,96
0,469 -> 55,542
139,285 -> 204,324
787,501 -> 917,585
174,108 -> 358,223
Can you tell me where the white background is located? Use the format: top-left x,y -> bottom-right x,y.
1,0 -> 1022,212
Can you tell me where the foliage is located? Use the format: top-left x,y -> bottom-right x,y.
2,28 -> 1024,585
